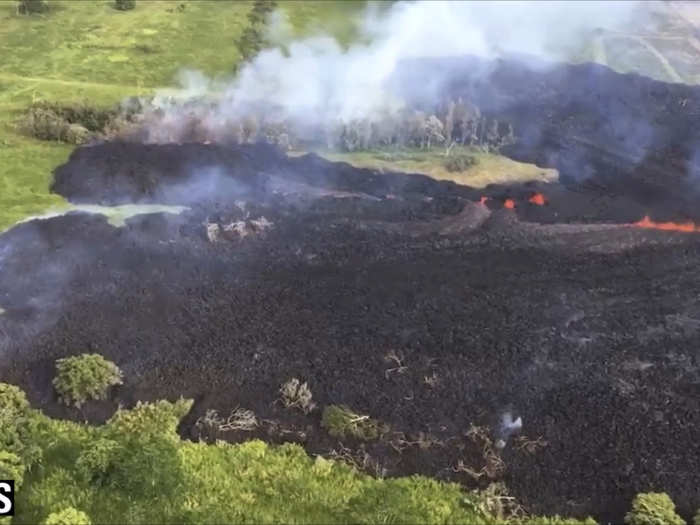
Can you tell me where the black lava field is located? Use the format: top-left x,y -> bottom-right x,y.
1,57 -> 699,523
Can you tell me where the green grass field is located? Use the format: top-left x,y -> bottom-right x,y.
320,148 -> 558,188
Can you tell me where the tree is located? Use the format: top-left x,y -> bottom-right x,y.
444,100 -> 456,145
53,354 -> 123,408
17,0 -> 48,15
0,383 -> 42,466
114,0 -> 135,11
624,493 -> 684,525
424,115 -> 445,149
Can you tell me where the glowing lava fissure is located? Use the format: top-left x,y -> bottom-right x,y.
504,198 -> 515,209
529,193 -> 547,205
632,215 -> 700,233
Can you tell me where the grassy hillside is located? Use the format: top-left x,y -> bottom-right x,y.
0,1 -> 236,229
0,0 -> 365,231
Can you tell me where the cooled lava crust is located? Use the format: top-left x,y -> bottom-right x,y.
1,141 -> 699,522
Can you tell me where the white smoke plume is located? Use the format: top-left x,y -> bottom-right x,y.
140,0 -> 651,144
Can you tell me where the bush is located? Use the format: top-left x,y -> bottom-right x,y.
17,0 -> 48,14
106,398 -> 192,440
694,509 -> 699,525
443,153 -> 478,172
624,493 -> 685,525
321,405 -> 386,441
0,382 -> 30,414
0,383 -> 42,466
43,508 -> 91,525
0,451 -> 25,489
53,354 -> 123,408
19,101 -> 120,143
114,0 -> 135,11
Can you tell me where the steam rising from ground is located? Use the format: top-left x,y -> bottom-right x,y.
140,0 -> 648,143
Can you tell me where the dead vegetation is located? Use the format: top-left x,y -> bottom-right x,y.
205,216 -> 273,243
195,407 -> 259,440
514,435 -> 549,455
278,378 -> 316,414
388,431 -> 446,453
383,350 -> 408,379
325,443 -> 387,478
450,425 -> 506,481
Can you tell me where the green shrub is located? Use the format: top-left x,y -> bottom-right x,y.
321,405 -> 386,441
106,398 -> 193,440
0,383 -> 42,466
443,153 -> 478,172
624,493 -> 685,525
693,509 -> 699,525
17,0 -> 48,14
114,0 -> 136,11
0,382 -> 29,414
43,507 -> 91,525
53,354 -> 123,408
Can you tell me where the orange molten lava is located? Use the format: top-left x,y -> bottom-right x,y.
479,196 -> 489,205
529,193 -> 547,206
633,215 -> 700,233
504,198 -> 515,209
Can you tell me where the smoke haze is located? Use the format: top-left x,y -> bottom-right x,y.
140,0 -> 650,143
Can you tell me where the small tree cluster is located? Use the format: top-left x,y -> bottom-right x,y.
132,95 -> 515,153
18,101 -> 124,144
624,493 -> 685,525
17,0 -> 48,15
114,0 -> 135,11
53,354 -> 123,408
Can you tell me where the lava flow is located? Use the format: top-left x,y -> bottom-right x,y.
504,198 -> 516,209
632,215 -> 700,233
479,196 -> 489,205
529,193 -> 547,206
